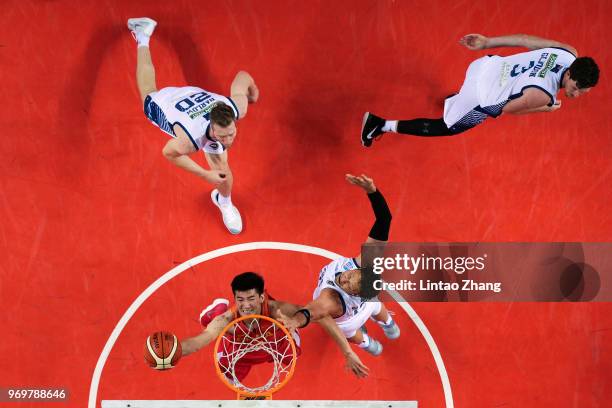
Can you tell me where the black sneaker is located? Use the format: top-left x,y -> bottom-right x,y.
360,112 -> 385,147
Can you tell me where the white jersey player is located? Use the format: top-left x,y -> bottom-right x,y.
279,174 -> 400,376
361,33 -> 599,146
444,46 -> 577,129
313,256 -> 386,338
127,17 -> 260,234
144,86 -> 240,155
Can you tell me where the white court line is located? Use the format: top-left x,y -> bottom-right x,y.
88,242 -> 453,408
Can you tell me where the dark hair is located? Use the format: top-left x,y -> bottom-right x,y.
569,57 -> 599,89
358,267 -> 381,300
231,272 -> 265,295
210,103 -> 236,127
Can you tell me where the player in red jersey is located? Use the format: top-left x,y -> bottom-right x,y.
180,272 -> 368,379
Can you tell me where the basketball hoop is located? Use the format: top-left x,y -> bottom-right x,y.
213,314 -> 298,400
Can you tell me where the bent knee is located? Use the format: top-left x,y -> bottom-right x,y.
346,331 -> 362,344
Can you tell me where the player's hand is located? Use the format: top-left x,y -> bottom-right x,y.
344,350 -> 370,378
346,174 -> 376,194
247,84 -> 259,103
206,170 -> 227,185
277,311 -> 301,332
459,33 -> 488,50
549,101 -> 562,112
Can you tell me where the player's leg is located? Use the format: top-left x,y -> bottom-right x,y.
205,151 -> 233,198
339,309 -> 383,356
127,17 -> 159,103
361,111 -> 463,147
395,117 -> 461,136
370,303 -> 400,340
361,57 -> 490,146
206,151 -> 242,234
136,47 -> 158,103
346,327 -> 383,356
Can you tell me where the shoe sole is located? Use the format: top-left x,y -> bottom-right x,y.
368,341 -> 383,356
199,298 -> 230,322
384,327 -> 401,340
211,189 -> 242,234
361,112 -> 373,147
127,17 -> 158,36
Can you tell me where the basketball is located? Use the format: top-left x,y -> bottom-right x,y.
144,331 -> 182,370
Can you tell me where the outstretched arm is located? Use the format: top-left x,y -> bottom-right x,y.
180,311 -> 233,356
277,296 -> 369,378
163,127 -> 228,185
277,289 -> 343,331
318,316 -> 370,378
230,71 -> 259,119
459,33 -> 577,56
345,174 -> 392,266
269,300 -> 301,320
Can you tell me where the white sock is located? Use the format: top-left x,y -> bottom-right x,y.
136,33 -> 150,47
378,315 -> 393,326
382,120 -> 398,133
358,333 -> 371,349
218,193 -> 232,207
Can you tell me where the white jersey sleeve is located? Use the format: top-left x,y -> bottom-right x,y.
313,257 -> 371,323
150,86 -> 240,154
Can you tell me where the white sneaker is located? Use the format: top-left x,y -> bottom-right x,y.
211,189 -> 242,234
127,17 -> 157,37
379,319 -> 401,340
363,338 -> 383,356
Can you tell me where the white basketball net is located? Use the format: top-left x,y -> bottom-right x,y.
216,316 -> 296,394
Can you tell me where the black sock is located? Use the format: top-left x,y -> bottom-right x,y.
396,118 -> 462,137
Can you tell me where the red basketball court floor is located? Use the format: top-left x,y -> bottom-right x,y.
1,1 -> 611,407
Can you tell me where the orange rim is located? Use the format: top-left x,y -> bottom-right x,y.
213,314 -> 297,398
